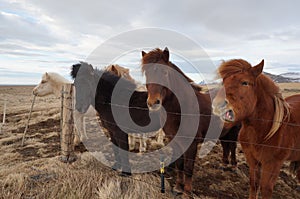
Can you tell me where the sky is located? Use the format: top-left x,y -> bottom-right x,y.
1,0 -> 300,85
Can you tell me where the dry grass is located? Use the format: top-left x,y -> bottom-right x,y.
0,152 -> 172,199
1,84 -> 300,199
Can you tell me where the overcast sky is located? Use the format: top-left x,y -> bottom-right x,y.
1,0 -> 300,84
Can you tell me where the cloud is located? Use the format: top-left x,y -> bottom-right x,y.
1,0 -> 300,84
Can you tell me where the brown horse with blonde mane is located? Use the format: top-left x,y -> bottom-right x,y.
212,59 -> 300,199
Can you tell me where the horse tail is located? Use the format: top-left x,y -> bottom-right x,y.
289,161 -> 300,176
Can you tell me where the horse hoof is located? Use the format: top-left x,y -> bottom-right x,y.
112,163 -> 121,171
120,171 -> 131,177
230,165 -> 238,173
182,192 -> 194,199
59,155 -> 77,163
172,186 -> 184,195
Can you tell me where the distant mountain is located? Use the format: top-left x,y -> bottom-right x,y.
280,72 -> 300,79
263,72 -> 300,83
198,72 -> 300,85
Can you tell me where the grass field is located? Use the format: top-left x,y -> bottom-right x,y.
0,84 -> 299,199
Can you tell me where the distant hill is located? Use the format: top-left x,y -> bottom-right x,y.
200,72 -> 300,85
263,72 -> 300,83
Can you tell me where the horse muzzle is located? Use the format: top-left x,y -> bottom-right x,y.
147,98 -> 162,111
212,99 -> 235,123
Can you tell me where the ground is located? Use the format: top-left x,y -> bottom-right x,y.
0,84 -> 300,199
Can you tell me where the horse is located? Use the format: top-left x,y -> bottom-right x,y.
32,66 -> 159,151
71,62 -> 161,176
219,123 -> 240,167
32,72 -> 96,146
212,59 -> 300,199
141,47 -> 220,198
208,88 -> 241,167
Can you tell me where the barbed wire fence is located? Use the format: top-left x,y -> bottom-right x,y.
2,84 -> 300,198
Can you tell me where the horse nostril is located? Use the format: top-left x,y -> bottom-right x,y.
147,100 -> 152,107
223,100 -> 228,107
155,99 -> 160,105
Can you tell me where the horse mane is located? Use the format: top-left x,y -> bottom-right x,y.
218,59 -> 290,140
141,48 -> 202,91
45,72 -> 70,84
218,59 -> 252,80
70,62 -> 137,90
256,75 -> 290,140
105,64 -> 125,76
70,62 -> 87,79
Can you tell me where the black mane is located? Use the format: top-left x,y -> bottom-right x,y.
70,62 -> 82,79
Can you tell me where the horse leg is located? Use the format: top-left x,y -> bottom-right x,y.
182,141 -> 198,198
157,128 -> 165,146
139,135 -> 147,153
117,132 -> 131,176
128,134 -> 135,151
173,155 -> 184,194
230,141 -> 237,167
259,162 -> 282,199
245,153 -> 261,199
221,140 -> 230,165
110,135 -> 121,171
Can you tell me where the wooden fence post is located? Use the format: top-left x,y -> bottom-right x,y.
60,83 -> 76,163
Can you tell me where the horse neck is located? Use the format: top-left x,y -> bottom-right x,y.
243,87 -> 276,139
163,90 -> 180,113
53,80 -> 69,97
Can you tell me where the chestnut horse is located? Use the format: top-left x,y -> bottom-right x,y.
141,47 -> 221,198
212,59 -> 300,199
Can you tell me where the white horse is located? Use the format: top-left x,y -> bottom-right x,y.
33,66 -> 165,152
32,72 -> 96,146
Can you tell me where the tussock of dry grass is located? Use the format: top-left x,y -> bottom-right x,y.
0,152 -> 172,199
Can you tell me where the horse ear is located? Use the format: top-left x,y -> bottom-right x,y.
142,51 -> 146,57
45,72 -> 49,79
252,59 -> 264,77
163,47 -> 169,62
111,65 -> 117,73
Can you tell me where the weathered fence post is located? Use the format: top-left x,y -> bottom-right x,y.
60,83 -> 77,163
0,100 -> 7,134
21,96 -> 36,146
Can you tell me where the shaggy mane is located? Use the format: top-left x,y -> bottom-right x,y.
256,75 -> 290,140
218,59 -> 290,140
141,48 -> 202,91
44,72 -> 70,84
70,63 -> 83,79
218,59 -> 252,80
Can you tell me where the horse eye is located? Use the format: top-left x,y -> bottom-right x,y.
41,80 -> 47,84
242,81 -> 249,86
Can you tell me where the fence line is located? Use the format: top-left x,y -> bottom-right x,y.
1,88 -> 299,198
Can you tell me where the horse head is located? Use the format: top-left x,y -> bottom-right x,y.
212,59 -> 264,123
71,62 -> 97,113
32,72 -> 54,97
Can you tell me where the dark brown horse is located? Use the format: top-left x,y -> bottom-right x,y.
212,59 -> 300,199
208,88 -> 241,167
141,47 -> 225,198
219,122 -> 240,167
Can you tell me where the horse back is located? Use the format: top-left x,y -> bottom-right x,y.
286,94 -> 300,119
280,94 -> 300,160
